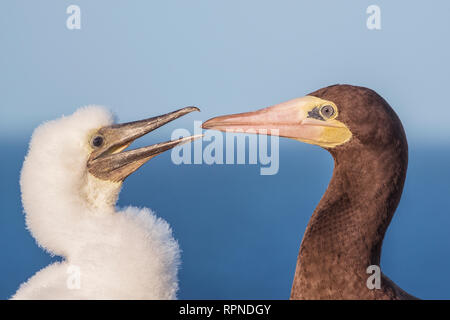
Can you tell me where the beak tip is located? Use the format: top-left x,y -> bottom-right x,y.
202,116 -> 227,130
201,120 -> 213,129
188,106 -> 200,113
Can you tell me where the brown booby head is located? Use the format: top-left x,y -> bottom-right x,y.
202,85 -> 415,300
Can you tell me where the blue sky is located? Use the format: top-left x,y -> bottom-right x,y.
1,1 -> 449,299
1,1 -> 450,143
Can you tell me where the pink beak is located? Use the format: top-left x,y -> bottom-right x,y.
202,97 -> 332,141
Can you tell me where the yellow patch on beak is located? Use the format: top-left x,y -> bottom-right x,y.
292,96 -> 352,148
109,142 -> 132,155
313,123 -> 352,148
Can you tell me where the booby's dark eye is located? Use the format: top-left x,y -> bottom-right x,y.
91,136 -> 104,148
320,105 -> 336,119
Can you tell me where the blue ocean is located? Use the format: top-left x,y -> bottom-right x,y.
1,137 -> 449,299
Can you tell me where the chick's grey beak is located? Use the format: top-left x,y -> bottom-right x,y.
87,107 -> 201,182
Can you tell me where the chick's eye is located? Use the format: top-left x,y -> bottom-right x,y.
91,136 -> 104,148
320,105 -> 335,119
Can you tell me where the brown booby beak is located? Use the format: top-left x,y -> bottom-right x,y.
202,96 -> 352,148
87,107 -> 201,182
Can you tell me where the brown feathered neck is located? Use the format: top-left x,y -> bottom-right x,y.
290,85 -> 412,299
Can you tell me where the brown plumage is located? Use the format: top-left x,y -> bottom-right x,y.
202,84 -> 416,299
290,85 -> 415,299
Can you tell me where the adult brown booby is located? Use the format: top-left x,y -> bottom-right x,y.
202,84 -> 416,300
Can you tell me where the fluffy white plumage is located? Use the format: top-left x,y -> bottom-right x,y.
13,106 -> 180,299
